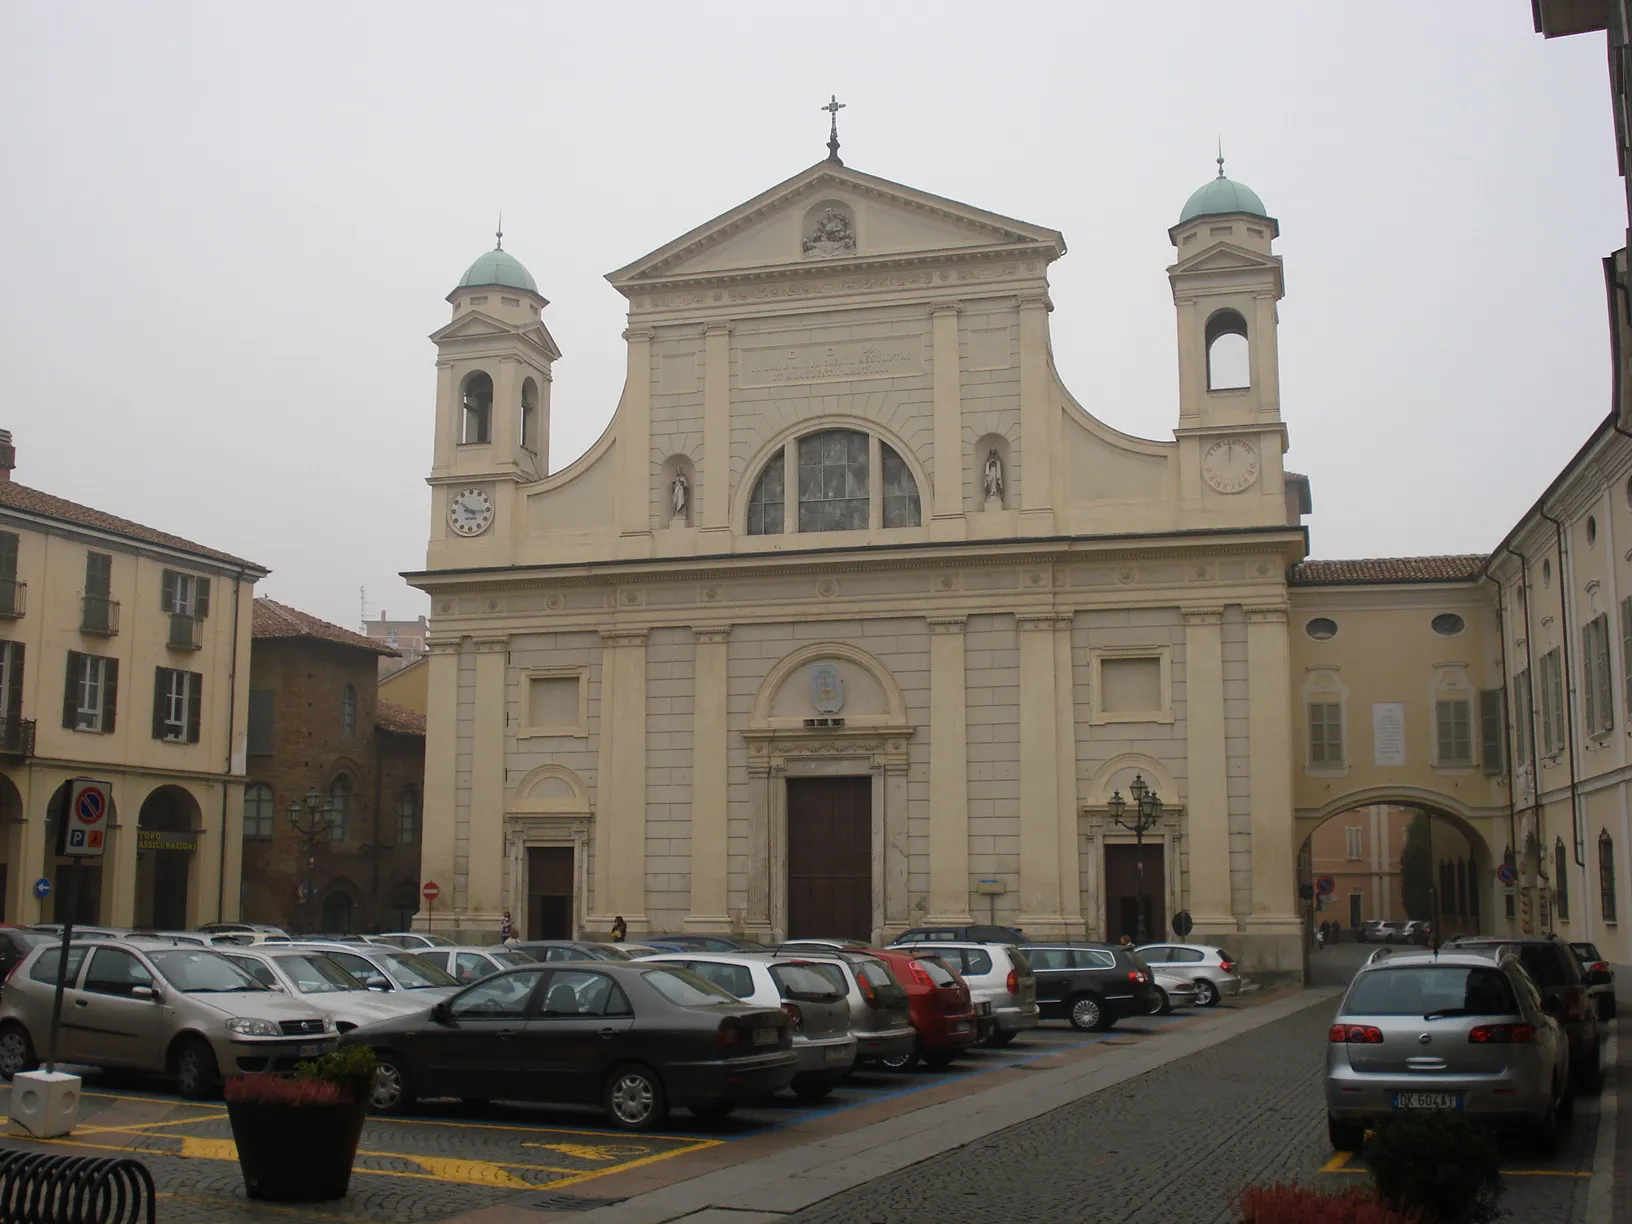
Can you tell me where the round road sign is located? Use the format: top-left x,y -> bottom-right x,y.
33,877 -> 51,900
1171,911 -> 1194,938
421,880 -> 441,902
75,788 -> 106,824
1316,875 -> 1336,896
1497,862 -> 1518,886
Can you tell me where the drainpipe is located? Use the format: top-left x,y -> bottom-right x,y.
217,569 -> 246,922
1539,509 -> 1586,874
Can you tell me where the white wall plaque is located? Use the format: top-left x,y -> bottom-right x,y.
1372,702 -> 1406,766
739,338 -> 922,388
810,663 -> 844,713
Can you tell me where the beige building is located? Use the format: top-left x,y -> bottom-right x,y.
0,431 -> 265,928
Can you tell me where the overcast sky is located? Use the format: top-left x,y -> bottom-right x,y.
0,2 -> 1622,629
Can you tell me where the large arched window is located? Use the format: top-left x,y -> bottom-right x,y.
1205,309 -> 1250,391
244,782 -> 274,839
396,785 -> 420,847
745,429 -> 921,536
340,684 -> 356,738
327,774 -> 353,843
460,371 -> 493,444
521,377 -> 539,452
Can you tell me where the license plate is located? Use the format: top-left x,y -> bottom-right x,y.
298,1045 -> 321,1057
752,1028 -> 778,1046
976,1002 -> 992,1016
950,1021 -> 970,1033
1392,1092 -> 1462,1110
825,1046 -> 850,1062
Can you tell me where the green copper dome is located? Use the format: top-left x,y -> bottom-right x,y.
457,247 -> 538,293
1178,173 -> 1268,224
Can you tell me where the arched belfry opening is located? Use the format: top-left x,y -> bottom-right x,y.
460,371 -> 493,444
1205,308 -> 1250,391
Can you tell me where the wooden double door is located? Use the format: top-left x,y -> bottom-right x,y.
1105,843 -> 1166,944
527,846 -> 575,940
787,776 -> 872,941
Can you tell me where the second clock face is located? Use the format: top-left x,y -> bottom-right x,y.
449,487 -> 494,536
1202,438 -> 1260,494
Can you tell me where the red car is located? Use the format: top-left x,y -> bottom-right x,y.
863,947 -> 978,1070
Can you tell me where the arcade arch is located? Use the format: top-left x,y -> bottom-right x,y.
135,785 -> 201,931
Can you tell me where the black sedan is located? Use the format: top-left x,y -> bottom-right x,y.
341,962 -> 796,1130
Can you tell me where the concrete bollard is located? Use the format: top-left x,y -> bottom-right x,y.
5,1070 -> 81,1138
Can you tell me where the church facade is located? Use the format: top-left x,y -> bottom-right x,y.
406,153 -> 1515,976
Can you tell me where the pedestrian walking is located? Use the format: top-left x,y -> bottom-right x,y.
499,910 -> 518,947
610,915 -> 628,943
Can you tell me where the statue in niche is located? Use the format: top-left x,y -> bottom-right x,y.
802,207 -> 856,258
983,448 -> 1005,503
671,469 -> 689,520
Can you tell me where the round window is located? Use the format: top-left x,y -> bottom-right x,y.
1431,613 -> 1465,637
1305,617 -> 1338,641
1542,559 -> 1553,588
1587,515 -> 1598,547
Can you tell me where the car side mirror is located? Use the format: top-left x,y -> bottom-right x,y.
131,985 -> 159,1002
430,1001 -> 451,1025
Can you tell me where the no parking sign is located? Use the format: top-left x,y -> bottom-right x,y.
65,778 -> 111,858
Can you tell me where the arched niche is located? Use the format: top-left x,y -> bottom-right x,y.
750,641 -> 908,730
660,453 -> 695,527
974,432 -> 1011,509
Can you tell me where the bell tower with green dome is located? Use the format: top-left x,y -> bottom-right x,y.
426,228 -> 561,561
1166,154 -> 1289,528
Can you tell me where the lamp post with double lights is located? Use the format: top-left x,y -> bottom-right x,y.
1106,773 -> 1163,944
287,788 -> 337,934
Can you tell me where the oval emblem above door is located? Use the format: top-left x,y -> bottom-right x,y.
810,663 -> 845,714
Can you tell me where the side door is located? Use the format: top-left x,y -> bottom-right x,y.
1077,948 -> 1133,1008
30,945 -> 92,1061
1138,946 -> 1176,973
417,969 -> 547,1102
71,946 -> 167,1071
324,950 -> 393,993
1025,948 -> 1070,1016
520,970 -> 636,1105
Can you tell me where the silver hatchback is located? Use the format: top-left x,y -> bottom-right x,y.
1324,951 -> 1569,1151
893,942 -> 1040,1046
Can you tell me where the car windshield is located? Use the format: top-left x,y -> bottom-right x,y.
771,963 -> 844,1001
380,953 -> 458,988
1571,942 -> 1601,962
800,962 -> 850,993
273,954 -> 366,993
148,950 -> 268,992
494,951 -> 535,967
642,967 -> 741,1007
915,956 -> 960,987
586,945 -> 633,961
1345,965 -> 1517,1017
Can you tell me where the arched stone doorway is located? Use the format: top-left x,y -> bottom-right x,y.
135,785 -> 200,931
0,773 -> 21,919
321,882 -> 358,935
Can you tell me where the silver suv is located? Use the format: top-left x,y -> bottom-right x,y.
0,939 -> 336,1098
642,953 -> 857,1100
1325,951 -> 1569,1151
893,942 -> 1039,1046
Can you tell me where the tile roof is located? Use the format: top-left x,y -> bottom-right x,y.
374,699 -> 426,737
251,598 -> 400,655
0,479 -> 264,570
1288,555 -> 1489,585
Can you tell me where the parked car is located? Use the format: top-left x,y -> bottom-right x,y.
343,962 -> 795,1129
1024,942 -> 1160,1030
286,943 -> 461,1001
369,932 -> 455,951
1570,942 -> 1617,1021
510,940 -> 634,963
0,939 -> 336,1098
642,953 -> 857,1100
1444,935 -> 1603,1092
762,949 -> 916,1065
1355,920 -> 1387,944
1398,921 -> 1432,946
613,943 -> 670,959
860,947 -> 978,1069
218,947 -> 434,1032
28,924 -> 124,941
643,934 -> 771,953
1148,971 -> 1199,1014
1135,943 -> 1241,1007
196,922 -> 290,941
414,946 -> 538,984
892,942 -> 1039,1047
0,929 -> 51,982
1325,950 -> 1570,1151
890,925 -> 1027,945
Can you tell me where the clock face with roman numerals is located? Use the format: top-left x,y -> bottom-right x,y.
1202,438 -> 1260,494
448,487 -> 494,536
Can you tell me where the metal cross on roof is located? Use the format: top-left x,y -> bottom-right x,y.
822,94 -> 846,165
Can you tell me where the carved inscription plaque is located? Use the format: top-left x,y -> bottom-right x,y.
739,337 -> 922,388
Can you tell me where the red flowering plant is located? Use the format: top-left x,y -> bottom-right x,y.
1237,1184 -> 1424,1224
225,1074 -> 349,1108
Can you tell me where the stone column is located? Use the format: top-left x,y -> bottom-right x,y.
1017,294 -> 1055,533
701,325 -> 732,541
431,360 -> 456,472
591,629 -> 649,932
105,779 -> 141,928
686,627 -> 731,929
927,617 -> 972,923
465,637 -> 509,933
930,305 -> 967,540
1245,604 -> 1301,967
882,753 -> 911,937
417,641 -> 461,933
618,328 -> 654,551
1017,613 -> 1063,929
744,746 -> 776,940
1183,606 -> 1236,935
1053,615 -> 1084,933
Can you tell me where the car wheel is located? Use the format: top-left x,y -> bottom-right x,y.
1148,988 -> 1170,1016
1327,1116 -> 1363,1152
985,1029 -> 1017,1048
876,1044 -> 921,1072
603,1064 -> 668,1132
1068,993 -> 1109,1032
173,1036 -> 221,1101
369,1052 -> 415,1114
1193,978 -> 1220,1008
0,1023 -> 37,1082
792,1076 -> 835,1102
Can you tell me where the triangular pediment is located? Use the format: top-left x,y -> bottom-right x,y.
430,311 -> 561,360
607,161 -> 1065,289
1168,241 -> 1283,277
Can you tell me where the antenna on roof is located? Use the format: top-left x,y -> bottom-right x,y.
496,211 -> 504,250
359,585 -> 370,630
1216,137 -> 1226,179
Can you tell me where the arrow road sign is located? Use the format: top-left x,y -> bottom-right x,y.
33,877 -> 50,900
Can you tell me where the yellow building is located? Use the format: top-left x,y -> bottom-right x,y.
0,432 -> 265,928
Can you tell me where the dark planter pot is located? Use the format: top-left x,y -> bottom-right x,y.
226,1098 -> 366,1201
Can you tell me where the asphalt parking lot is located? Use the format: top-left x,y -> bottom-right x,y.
0,1010 -> 1208,1221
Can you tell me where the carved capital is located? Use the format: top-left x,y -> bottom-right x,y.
472,636 -> 510,654
704,322 -> 733,336
927,616 -> 968,635
1244,604 -> 1290,625
931,303 -> 963,317
622,326 -> 656,343
1015,612 -> 1070,632
1181,606 -> 1225,627
694,627 -> 732,646
1016,290 -> 1053,311
600,628 -> 649,648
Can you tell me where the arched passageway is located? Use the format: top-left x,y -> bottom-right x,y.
135,785 -> 200,931
0,773 -> 21,918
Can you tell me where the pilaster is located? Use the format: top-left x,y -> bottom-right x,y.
1244,605 -> 1301,963
927,616 -> 972,923
701,325 -> 732,540
1017,613 -> 1067,931
416,641 -> 461,932
618,327 -> 654,550
1017,294 -> 1055,533
1182,606 -> 1235,935
686,627 -> 731,929
1053,614 -> 1083,933
590,628 -> 649,932
466,636 -> 509,926
930,305 -> 967,540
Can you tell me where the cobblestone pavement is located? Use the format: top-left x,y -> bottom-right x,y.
783,995 -> 1607,1224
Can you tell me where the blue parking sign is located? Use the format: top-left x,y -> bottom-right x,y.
33,877 -> 50,900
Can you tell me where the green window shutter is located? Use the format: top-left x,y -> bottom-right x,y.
187,672 -> 202,744
1583,623 -> 1598,735
84,552 -> 111,599
195,577 -> 211,619
161,569 -> 177,614
1597,615 -> 1614,733
1480,688 -> 1505,776
62,651 -> 81,729
5,640 -> 23,725
1622,597 -> 1632,719
152,667 -> 169,740
0,532 -> 18,582
103,657 -> 118,733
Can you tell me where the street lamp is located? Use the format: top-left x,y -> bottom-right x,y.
287,788 -> 336,934
1107,773 -> 1163,943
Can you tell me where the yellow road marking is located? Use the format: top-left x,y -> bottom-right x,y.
179,1136 -> 239,1161
78,1112 -> 228,1135
369,1114 -> 706,1141
399,1155 -> 535,1188
527,1141 -> 651,1161
1320,1151 -> 1354,1173
531,1139 -> 722,1192
1503,1170 -> 1593,1177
